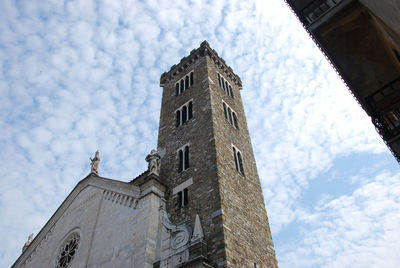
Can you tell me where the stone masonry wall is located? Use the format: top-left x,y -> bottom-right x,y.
206,55 -> 278,267
158,42 -> 278,267
158,49 -> 226,266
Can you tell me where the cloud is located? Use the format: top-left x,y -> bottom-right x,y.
278,171 -> 400,268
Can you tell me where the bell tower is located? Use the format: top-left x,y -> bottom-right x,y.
157,41 -> 278,267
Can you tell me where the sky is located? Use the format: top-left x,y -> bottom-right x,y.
0,0 -> 399,267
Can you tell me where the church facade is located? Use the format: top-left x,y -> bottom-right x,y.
12,41 -> 278,268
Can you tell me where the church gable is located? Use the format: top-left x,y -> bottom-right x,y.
13,175 -> 166,268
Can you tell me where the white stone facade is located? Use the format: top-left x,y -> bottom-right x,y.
12,174 -> 168,268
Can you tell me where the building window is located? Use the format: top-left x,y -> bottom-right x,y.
217,72 -> 234,98
176,71 -> 194,96
233,146 -> 244,175
176,100 -> 193,127
177,188 -> 189,208
222,101 -> 239,129
178,145 -> 190,173
56,232 -> 80,268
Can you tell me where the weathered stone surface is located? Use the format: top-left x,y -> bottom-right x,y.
158,41 -> 278,267
12,175 -> 166,268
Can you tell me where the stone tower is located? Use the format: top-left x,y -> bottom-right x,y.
157,41 -> 278,267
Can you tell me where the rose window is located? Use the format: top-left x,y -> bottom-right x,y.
56,233 -> 80,268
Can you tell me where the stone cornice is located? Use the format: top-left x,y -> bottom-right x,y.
160,41 -> 242,88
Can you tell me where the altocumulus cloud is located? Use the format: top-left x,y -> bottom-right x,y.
0,0 -> 399,267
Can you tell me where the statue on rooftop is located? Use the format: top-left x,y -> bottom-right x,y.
90,151 -> 100,175
22,233 -> 34,252
146,149 -> 161,176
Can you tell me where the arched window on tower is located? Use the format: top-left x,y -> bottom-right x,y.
178,149 -> 183,173
182,105 -> 187,124
180,80 -> 184,94
185,76 -> 189,90
188,101 -> 193,119
237,151 -> 244,175
222,101 -> 238,129
223,102 -> 228,119
176,83 -> 179,96
233,147 -> 239,171
233,145 -> 245,175
233,113 -> 239,129
227,107 -> 233,125
175,100 -> 193,127
184,145 -> 189,170
229,85 -> 234,98
177,145 -> 190,173
190,72 -> 194,86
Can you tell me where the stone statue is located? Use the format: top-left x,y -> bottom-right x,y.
145,149 -> 161,176
22,233 -> 34,252
90,151 -> 100,175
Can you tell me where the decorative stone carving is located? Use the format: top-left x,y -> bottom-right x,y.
90,151 -> 100,174
191,214 -> 204,242
161,210 -> 190,250
22,233 -> 34,252
145,149 -> 161,176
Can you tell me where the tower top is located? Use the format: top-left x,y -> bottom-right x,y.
160,40 -> 242,88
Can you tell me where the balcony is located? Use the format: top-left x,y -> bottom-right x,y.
300,0 -> 343,25
366,77 -> 400,141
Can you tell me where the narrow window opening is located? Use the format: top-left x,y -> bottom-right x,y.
178,191 -> 183,208
233,147 -> 239,171
176,83 -> 179,96
218,73 -> 222,87
225,81 -> 229,93
184,146 -> 189,170
190,72 -> 194,86
180,80 -> 184,94
178,150 -> 183,173
188,101 -> 193,119
223,103 -> 228,119
229,85 -> 234,98
185,76 -> 189,90
237,151 -> 244,175
228,108 -> 233,125
182,106 -> 188,124
233,113 -> 239,129
176,110 -> 181,127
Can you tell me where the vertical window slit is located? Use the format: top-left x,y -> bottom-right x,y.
190,72 -> 194,86
238,151 -> 244,175
184,146 -> 189,170
185,76 -> 189,90
228,108 -> 233,125
182,106 -> 187,124
188,101 -> 193,119
223,103 -> 228,119
183,188 -> 188,206
233,147 -> 239,171
233,112 -> 239,129
180,80 -> 184,94
178,150 -> 183,173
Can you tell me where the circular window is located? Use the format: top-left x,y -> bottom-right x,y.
55,232 -> 80,268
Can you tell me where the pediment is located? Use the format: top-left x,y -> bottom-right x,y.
13,174 -> 142,267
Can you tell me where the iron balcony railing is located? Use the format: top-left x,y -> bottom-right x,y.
301,0 -> 343,25
366,77 -> 400,140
